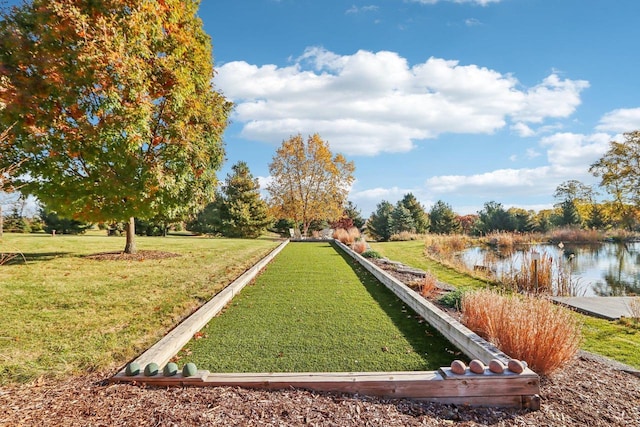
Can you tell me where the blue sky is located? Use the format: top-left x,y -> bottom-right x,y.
202,0 -> 640,217
3,0 -> 640,219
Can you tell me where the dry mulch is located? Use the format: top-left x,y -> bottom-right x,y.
1,356 -> 639,426
2,255 -> 639,426
84,250 -> 181,261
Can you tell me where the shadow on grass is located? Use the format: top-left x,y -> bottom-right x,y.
330,241 -> 465,368
1,251 -> 71,265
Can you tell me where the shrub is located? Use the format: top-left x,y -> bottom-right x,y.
361,250 -> 382,259
461,289 -> 582,376
438,289 -> 464,309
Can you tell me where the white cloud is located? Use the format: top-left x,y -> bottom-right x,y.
511,74 -> 589,123
408,0 -> 503,5
346,5 -> 379,14
465,18 -> 482,26
511,122 -> 535,137
595,107 -> 640,133
422,132 -> 610,200
216,47 -> 589,156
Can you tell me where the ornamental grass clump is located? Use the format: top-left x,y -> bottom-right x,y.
351,239 -> 367,254
629,298 -> 640,323
333,227 -> 361,245
419,272 -> 439,299
461,289 -> 582,376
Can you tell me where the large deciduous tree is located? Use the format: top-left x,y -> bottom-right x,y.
0,125 -> 24,237
0,0 -> 231,253
589,131 -> 640,230
267,134 -> 355,237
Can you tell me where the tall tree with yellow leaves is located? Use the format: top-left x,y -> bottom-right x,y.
0,0 -> 231,253
267,134 -> 355,237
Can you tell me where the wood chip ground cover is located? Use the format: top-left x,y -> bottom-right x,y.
180,242 -> 463,372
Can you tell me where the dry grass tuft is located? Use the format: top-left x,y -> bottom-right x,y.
548,227 -> 603,243
419,272 -> 439,299
482,231 -> 539,248
629,297 -> 640,321
351,239 -> 367,254
462,289 -> 582,376
333,227 -> 361,245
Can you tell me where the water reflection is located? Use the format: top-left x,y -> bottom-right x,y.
459,242 -> 640,297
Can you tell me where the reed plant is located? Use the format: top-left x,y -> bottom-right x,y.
481,231 -> 540,248
462,289 -> 582,375
547,227 -> 603,243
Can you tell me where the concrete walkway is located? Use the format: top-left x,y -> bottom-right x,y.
551,297 -> 636,320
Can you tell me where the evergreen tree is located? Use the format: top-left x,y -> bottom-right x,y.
557,200 -> 582,227
399,193 -> 429,233
429,200 -> 461,234
586,204 -> 608,230
391,203 -> 415,235
475,201 -> 516,234
220,162 -> 271,238
40,208 -> 91,235
367,201 -> 394,241
187,193 -> 224,235
344,201 -> 366,229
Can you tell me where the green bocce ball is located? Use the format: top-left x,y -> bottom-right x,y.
182,362 -> 197,377
125,362 -> 140,376
144,362 -> 159,376
163,362 -> 179,377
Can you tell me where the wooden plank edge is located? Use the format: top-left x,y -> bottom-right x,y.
108,369 -> 540,408
116,240 -> 289,373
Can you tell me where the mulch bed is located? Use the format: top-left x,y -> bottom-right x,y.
2,255 -> 639,426
84,250 -> 181,261
1,355 -> 639,426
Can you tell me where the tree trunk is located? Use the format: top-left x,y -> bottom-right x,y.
124,216 -> 136,254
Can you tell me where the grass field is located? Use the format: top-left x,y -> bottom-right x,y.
183,242 -> 462,373
0,232 -> 280,385
369,240 -> 640,369
368,241 -> 491,290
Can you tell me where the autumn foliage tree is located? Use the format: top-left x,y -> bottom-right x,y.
0,0 -> 231,253
590,130 -> 640,230
267,134 -> 355,237
0,125 -> 24,237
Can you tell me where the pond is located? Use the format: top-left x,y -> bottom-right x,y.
459,242 -> 640,297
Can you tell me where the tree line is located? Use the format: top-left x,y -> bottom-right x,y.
2,2 -> 639,245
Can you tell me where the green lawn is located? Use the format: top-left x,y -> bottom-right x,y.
368,241 -> 490,290
0,232 -> 280,384
369,240 -> 640,369
183,242 -> 462,372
